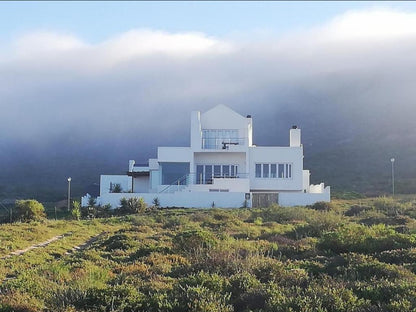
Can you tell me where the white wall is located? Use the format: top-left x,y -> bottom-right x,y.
98,191 -> 249,209
201,104 -> 248,130
150,170 -> 160,192
158,147 -> 192,162
249,146 -> 303,191
191,111 -> 202,149
187,178 -> 250,192
290,128 -> 301,147
81,193 -> 91,207
133,176 -> 150,193
303,170 -> 310,192
279,187 -> 330,206
310,183 -> 326,193
100,175 -> 132,194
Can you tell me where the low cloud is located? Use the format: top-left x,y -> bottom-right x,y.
1,7 -> 416,157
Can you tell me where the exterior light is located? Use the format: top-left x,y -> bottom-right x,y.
390,158 -> 395,196
67,177 -> 71,211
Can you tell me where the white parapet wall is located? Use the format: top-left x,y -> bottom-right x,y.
278,186 -> 331,207
97,191 -> 249,209
100,175 -> 132,194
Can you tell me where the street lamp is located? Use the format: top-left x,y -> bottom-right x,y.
390,158 -> 395,196
67,177 -> 72,211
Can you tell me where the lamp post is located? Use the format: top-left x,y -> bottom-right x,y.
390,158 -> 395,196
67,177 -> 71,211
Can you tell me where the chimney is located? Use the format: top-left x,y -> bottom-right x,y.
290,126 -> 301,147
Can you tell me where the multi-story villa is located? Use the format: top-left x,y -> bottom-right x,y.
82,105 -> 330,208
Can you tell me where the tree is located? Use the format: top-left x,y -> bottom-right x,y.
71,200 -> 81,220
14,199 -> 46,222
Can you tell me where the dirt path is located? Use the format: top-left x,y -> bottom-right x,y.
0,232 -> 73,259
65,231 -> 107,255
1,231 -> 108,286
1,230 -> 108,260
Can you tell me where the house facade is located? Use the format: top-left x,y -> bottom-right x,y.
82,105 -> 330,208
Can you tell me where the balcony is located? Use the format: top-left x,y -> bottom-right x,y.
158,173 -> 249,193
201,138 -> 245,150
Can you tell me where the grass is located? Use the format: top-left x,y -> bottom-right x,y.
1,197 -> 416,311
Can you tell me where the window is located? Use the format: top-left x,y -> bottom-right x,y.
205,165 -> 212,184
202,129 -> 242,149
222,165 -> 230,177
196,165 -> 204,184
255,163 -> 293,179
255,164 -> 262,178
271,164 -> 277,178
196,164 -> 239,184
160,162 -> 190,185
263,164 -> 269,178
278,164 -> 284,178
214,165 -> 221,177
231,165 -> 235,176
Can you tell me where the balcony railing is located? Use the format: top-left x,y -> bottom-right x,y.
159,173 -> 249,193
201,138 -> 245,150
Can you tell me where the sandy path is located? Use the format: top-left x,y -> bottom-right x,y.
1,232 -> 72,259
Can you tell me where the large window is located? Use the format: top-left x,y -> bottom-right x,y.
160,162 -> 190,185
255,163 -> 292,179
202,129 -> 242,149
196,164 -> 238,184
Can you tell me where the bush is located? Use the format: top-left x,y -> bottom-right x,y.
172,284 -> 233,312
319,223 -> 416,254
118,197 -> 147,214
344,205 -> 372,216
309,201 -> 334,212
101,233 -> 137,251
14,199 -> 46,222
373,196 -> 409,216
111,183 -> 122,193
173,229 -> 217,253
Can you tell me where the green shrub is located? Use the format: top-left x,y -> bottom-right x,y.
344,205 -> 372,216
290,211 -> 343,239
111,183 -> 122,193
118,197 -> 147,214
319,223 -> 416,254
254,217 -> 263,226
173,229 -> 217,253
373,196 -> 411,216
376,248 -> 416,265
309,201 -> 334,212
100,233 -> 137,251
71,200 -> 81,221
172,284 -> 233,312
14,199 -> 46,222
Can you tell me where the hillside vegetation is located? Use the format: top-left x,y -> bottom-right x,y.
2,197 -> 416,311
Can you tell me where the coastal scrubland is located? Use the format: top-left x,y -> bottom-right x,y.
1,196 -> 416,311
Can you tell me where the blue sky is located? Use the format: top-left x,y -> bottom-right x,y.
2,1 -> 416,43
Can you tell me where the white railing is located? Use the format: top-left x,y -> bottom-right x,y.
159,173 -> 250,193
201,138 -> 245,150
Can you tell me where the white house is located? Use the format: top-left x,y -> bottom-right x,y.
82,105 -> 330,208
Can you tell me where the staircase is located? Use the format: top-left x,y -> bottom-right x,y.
159,174 -> 193,194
